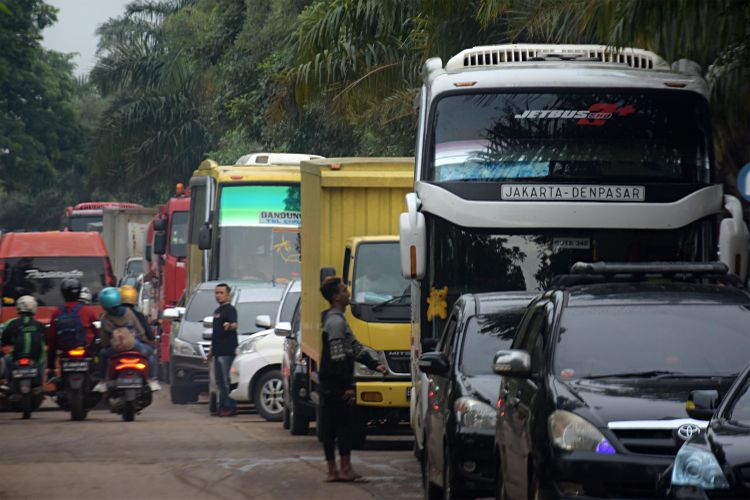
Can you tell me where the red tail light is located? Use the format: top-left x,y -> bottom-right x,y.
18,358 -> 31,366
115,358 -> 147,371
68,348 -> 86,357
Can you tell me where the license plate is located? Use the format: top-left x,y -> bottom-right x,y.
406,387 -> 412,400
116,377 -> 142,388
61,360 -> 89,372
12,368 -> 37,378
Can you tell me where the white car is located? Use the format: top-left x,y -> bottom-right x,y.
229,281 -> 300,421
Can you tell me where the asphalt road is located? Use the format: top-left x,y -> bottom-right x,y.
0,389 -> 421,500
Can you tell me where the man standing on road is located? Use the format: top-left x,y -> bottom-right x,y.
319,276 -> 387,482
209,283 -> 238,417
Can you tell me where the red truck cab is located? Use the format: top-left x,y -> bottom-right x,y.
146,188 -> 189,378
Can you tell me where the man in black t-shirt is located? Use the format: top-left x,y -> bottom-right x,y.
209,283 -> 238,417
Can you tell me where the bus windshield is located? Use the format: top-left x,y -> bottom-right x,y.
427,90 -> 711,184
216,184 -> 300,283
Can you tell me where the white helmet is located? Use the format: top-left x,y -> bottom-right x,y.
79,287 -> 92,304
16,295 -> 38,315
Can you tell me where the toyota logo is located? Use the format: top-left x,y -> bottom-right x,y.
677,423 -> 701,440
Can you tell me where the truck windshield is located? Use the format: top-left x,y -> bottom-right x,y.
352,242 -> 410,305
427,90 -> 711,184
170,211 -> 188,258
216,184 -> 301,283
2,257 -> 109,307
554,305 -> 750,380
69,215 -> 101,231
422,214 -> 707,339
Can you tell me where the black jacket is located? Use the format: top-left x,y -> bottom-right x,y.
2,315 -> 46,363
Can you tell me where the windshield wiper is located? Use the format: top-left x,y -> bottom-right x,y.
580,370 -> 737,380
372,292 -> 410,310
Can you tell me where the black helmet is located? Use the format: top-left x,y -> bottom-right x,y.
60,278 -> 82,302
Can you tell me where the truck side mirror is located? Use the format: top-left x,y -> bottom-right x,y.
400,192 -> 426,279
198,223 -> 211,250
320,266 -> 336,284
153,230 -> 167,255
153,218 -> 167,231
686,389 -> 720,421
718,195 -> 749,281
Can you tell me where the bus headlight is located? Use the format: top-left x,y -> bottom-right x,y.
671,444 -> 729,490
454,397 -> 496,429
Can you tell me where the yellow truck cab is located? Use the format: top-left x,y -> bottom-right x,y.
298,158 -> 413,447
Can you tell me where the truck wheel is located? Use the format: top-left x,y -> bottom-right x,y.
170,384 -> 194,404
289,396 -> 310,435
253,369 -> 284,422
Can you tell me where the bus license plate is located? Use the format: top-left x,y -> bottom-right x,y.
62,361 -> 89,372
12,368 -> 37,378
116,377 -> 142,388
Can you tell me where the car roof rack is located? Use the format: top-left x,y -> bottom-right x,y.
551,261 -> 741,288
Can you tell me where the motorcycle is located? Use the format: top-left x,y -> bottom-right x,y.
106,351 -> 152,421
8,357 -> 43,419
57,346 -> 101,421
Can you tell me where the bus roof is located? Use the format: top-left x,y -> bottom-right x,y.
191,159 -> 302,184
0,232 -> 109,258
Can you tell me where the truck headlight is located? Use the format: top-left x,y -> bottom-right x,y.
671,444 -> 729,490
454,397 -> 496,429
548,410 -> 615,454
172,337 -> 197,357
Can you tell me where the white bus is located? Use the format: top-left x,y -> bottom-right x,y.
399,44 -> 749,457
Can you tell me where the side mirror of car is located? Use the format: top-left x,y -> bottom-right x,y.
202,316 -> 213,329
686,389 -> 720,421
162,308 -> 181,321
418,352 -> 449,375
274,321 -> 292,337
255,314 -> 273,329
492,349 -> 531,378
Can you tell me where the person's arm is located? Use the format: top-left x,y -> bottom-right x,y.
351,336 -> 386,372
46,315 -> 58,370
223,306 -> 238,331
36,323 -> 46,365
136,311 -> 154,341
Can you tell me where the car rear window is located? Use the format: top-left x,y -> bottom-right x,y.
554,305 -> 750,379
460,312 -> 525,376
2,257 -> 109,307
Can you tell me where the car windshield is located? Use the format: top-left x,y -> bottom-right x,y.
185,290 -> 217,322
236,301 -> 279,333
461,312 -> 526,376
554,304 -> 750,380
427,91 -> 710,183
727,377 -> 750,425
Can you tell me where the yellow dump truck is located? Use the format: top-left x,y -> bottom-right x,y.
299,157 -> 413,447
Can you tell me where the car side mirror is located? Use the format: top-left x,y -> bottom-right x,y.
198,223 -> 211,250
686,389 -> 720,421
153,230 -> 167,255
274,321 -> 292,337
418,352 -> 449,375
421,337 -> 438,353
202,316 -> 214,329
162,308 -> 181,321
492,349 -> 531,378
255,314 -> 272,329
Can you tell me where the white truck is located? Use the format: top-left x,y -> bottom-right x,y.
101,206 -> 158,283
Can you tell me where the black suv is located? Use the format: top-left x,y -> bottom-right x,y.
419,291 -> 534,499
493,262 -> 750,499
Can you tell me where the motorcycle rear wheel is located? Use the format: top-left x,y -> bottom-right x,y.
122,401 -> 136,422
70,388 -> 87,421
21,393 -> 32,419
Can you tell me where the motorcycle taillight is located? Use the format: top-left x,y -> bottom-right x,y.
116,358 -> 147,371
18,358 -> 31,366
68,347 -> 86,357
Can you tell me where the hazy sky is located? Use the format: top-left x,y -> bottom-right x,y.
42,0 -> 131,76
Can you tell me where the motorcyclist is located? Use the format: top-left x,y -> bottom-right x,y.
94,287 -> 160,392
1,296 -> 46,382
47,278 -> 100,382
119,285 -> 154,343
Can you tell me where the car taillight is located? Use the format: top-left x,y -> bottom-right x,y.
116,358 -> 147,371
18,358 -> 31,366
68,348 -> 86,357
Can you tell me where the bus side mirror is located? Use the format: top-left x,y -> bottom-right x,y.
400,192 -> 426,280
153,230 -> 167,255
718,195 -> 749,281
198,223 -> 211,250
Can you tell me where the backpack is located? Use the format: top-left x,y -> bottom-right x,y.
111,326 -> 136,352
54,304 -> 87,350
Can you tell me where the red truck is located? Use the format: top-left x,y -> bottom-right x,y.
62,202 -> 143,232
145,188 -> 189,381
